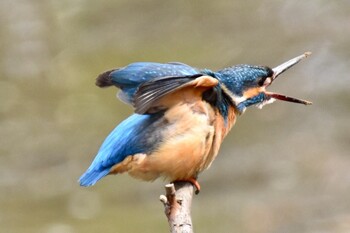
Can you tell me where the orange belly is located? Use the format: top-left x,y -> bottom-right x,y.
110,101 -> 237,181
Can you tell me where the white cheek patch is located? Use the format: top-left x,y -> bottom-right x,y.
220,83 -> 247,106
232,95 -> 247,105
256,98 -> 276,109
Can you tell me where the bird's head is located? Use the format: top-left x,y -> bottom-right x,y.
217,52 -> 312,114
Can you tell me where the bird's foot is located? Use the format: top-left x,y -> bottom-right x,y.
173,177 -> 201,195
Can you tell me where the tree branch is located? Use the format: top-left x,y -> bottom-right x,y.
160,182 -> 194,233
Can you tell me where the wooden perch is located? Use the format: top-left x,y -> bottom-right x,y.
160,182 -> 194,233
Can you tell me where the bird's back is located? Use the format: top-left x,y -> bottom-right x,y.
79,112 -> 165,186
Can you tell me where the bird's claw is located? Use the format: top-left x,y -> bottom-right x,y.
173,177 -> 201,195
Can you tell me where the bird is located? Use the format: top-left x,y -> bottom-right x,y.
79,52 -> 312,194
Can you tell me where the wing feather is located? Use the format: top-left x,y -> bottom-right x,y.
96,62 -> 199,104
134,75 -> 218,114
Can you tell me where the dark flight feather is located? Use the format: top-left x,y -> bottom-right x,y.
134,74 -> 203,114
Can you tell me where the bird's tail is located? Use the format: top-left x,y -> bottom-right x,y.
78,168 -> 110,187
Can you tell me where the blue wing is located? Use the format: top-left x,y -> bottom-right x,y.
79,112 -> 164,186
96,62 -> 199,104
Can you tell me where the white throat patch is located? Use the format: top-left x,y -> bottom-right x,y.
256,98 -> 276,109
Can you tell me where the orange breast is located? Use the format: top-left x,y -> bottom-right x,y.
111,88 -> 237,182
123,106 -> 235,181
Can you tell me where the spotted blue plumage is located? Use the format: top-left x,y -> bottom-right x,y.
216,65 -> 273,96
79,112 -> 165,186
110,62 -> 199,103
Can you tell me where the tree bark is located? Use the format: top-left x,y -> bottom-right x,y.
160,182 -> 194,233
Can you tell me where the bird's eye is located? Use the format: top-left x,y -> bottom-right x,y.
258,77 -> 272,86
258,77 -> 267,86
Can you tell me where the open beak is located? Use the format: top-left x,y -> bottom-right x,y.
265,52 -> 312,105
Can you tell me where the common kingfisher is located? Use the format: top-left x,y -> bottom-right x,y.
79,52 -> 312,193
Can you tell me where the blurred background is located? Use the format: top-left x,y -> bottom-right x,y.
1,0 -> 350,233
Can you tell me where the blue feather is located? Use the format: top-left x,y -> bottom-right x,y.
216,65 -> 271,96
110,62 -> 199,103
79,113 -> 165,186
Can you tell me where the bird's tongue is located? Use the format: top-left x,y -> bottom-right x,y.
265,92 -> 312,105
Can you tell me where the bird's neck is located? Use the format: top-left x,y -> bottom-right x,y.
222,106 -> 237,135
200,70 -> 238,124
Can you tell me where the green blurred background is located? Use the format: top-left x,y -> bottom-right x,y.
1,1 -> 350,233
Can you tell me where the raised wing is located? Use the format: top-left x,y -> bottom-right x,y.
134,75 -> 219,114
95,62 -> 199,104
